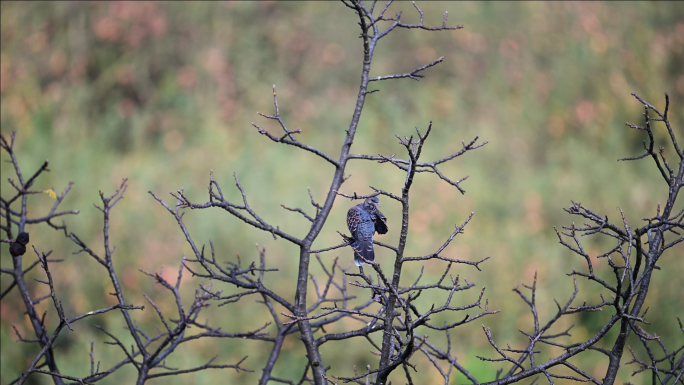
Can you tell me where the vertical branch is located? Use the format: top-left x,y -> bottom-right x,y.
290,2 -> 377,381
96,179 -> 149,376
602,94 -> 684,385
376,124 -> 432,384
1,132 -> 66,385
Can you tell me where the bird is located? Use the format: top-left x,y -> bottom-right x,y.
347,197 -> 388,266
9,232 -> 29,257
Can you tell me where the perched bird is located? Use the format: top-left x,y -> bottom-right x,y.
347,197 -> 388,266
9,232 -> 29,257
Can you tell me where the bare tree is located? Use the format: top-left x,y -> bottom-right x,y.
0,136 -> 255,385
153,1 -> 496,384
2,1 -> 682,385
453,93 -> 683,385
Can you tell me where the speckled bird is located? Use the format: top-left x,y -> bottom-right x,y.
347,197 -> 388,266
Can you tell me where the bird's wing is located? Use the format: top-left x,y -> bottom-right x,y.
347,206 -> 362,238
372,209 -> 388,235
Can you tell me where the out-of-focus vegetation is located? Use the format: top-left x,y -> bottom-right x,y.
1,1 -> 682,384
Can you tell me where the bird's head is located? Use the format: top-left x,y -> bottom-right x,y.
364,196 -> 380,208
16,232 -> 29,246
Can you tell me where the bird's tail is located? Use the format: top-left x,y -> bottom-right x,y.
352,240 -> 374,266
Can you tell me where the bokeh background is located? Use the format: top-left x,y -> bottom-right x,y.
1,1 -> 683,384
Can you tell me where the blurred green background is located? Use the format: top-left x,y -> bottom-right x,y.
1,1 -> 683,384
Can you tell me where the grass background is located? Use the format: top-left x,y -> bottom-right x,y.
1,1 -> 683,384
